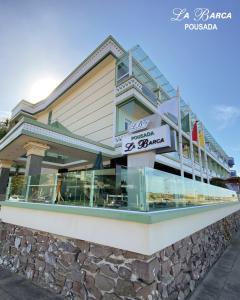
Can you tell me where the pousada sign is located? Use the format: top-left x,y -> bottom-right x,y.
122,125 -> 171,155
170,7 -> 232,31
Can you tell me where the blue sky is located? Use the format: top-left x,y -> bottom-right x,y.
0,0 -> 239,173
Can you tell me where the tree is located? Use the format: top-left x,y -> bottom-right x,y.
0,118 -> 9,140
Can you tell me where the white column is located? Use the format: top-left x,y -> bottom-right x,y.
188,112 -> 195,180
177,88 -> 184,177
201,122 -> 210,184
197,136 -> 204,182
129,51 -> 133,76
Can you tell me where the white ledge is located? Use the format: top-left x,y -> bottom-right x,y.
1,202 -> 240,255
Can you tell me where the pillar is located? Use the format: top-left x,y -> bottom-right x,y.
24,142 -> 50,177
0,160 -> 12,200
126,114 -> 162,211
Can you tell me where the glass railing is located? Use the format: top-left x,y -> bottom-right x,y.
7,174 -> 57,203
164,151 -> 180,161
5,168 -> 238,212
6,175 -> 27,202
59,169 -> 128,208
6,169 -> 129,209
144,168 -> 237,211
183,156 -> 192,165
116,52 -> 158,106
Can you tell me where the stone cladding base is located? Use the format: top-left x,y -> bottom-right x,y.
0,211 -> 240,300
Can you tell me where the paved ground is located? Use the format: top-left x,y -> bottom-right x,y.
0,267 -> 63,300
190,230 -> 240,300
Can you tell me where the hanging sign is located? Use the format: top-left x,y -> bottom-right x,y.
122,125 -> 171,155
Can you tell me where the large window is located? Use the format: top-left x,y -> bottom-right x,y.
116,56 -> 129,83
193,145 -> 199,163
116,99 -> 152,134
182,137 -> 190,159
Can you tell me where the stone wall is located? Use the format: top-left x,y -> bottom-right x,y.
0,211 -> 240,300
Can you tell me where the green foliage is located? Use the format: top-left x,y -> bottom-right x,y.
0,118 -> 9,140
10,176 -> 26,196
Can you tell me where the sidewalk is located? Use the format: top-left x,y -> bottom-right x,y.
0,267 -> 63,300
189,231 -> 240,300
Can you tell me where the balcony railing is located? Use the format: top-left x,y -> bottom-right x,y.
6,168 -> 238,212
116,52 -> 159,106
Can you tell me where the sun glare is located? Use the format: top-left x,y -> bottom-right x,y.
28,77 -> 60,103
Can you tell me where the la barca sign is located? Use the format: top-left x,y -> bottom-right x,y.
122,125 -> 171,155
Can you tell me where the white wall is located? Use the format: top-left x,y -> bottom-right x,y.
1,203 -> 240,255
36,56 -> 116,147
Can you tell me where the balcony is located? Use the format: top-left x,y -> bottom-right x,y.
115,52 -> 159,107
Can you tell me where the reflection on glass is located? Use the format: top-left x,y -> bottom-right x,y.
182,137 -> 190,158
145,168 -> 237,211
116,55 -> 129,82
193,145 -> 199,163
116,99 -> 152,133
6,168 -> 238,212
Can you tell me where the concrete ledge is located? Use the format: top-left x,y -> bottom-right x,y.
1,201 -> 239,224
1,201 -> 240,255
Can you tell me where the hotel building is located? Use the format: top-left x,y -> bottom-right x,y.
0,36 -> 233,183
0,35 -> 239,300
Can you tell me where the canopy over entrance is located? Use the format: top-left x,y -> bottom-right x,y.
0,117 -> 117,170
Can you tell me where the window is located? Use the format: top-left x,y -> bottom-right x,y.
116,56 -> 129,83
182,137 -> 190,158
116,99 -> 152,134
201,150 -> 205,168
117,62 -> 128,79
193,145 -> 199,163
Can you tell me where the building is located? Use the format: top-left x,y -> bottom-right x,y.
0,36 -> 239,299
0,36 -> 233,193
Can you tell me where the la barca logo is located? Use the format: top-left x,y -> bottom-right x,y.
171,8 -> 232,31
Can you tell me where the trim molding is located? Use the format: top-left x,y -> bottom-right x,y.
2,201 -> 239,224
0,117 -> 117,158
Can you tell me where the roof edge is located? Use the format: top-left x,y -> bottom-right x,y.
11,35 -> 125,118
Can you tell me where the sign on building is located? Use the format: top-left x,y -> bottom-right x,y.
122,125 -> 171,155
128,119 -> 150,133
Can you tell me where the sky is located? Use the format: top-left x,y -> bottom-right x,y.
0,0 -> 239,173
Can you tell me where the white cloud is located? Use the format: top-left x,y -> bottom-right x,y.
213,105 -> 240,129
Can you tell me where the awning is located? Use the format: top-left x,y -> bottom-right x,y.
0,117 -> 117,168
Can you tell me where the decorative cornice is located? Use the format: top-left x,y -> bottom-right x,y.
24,141 -> 50,157
115,76 -> 158,107
115,77 -> 143,95
12,36 -> 125,118
22,123 -> 115,156
0,160 -> 13,169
